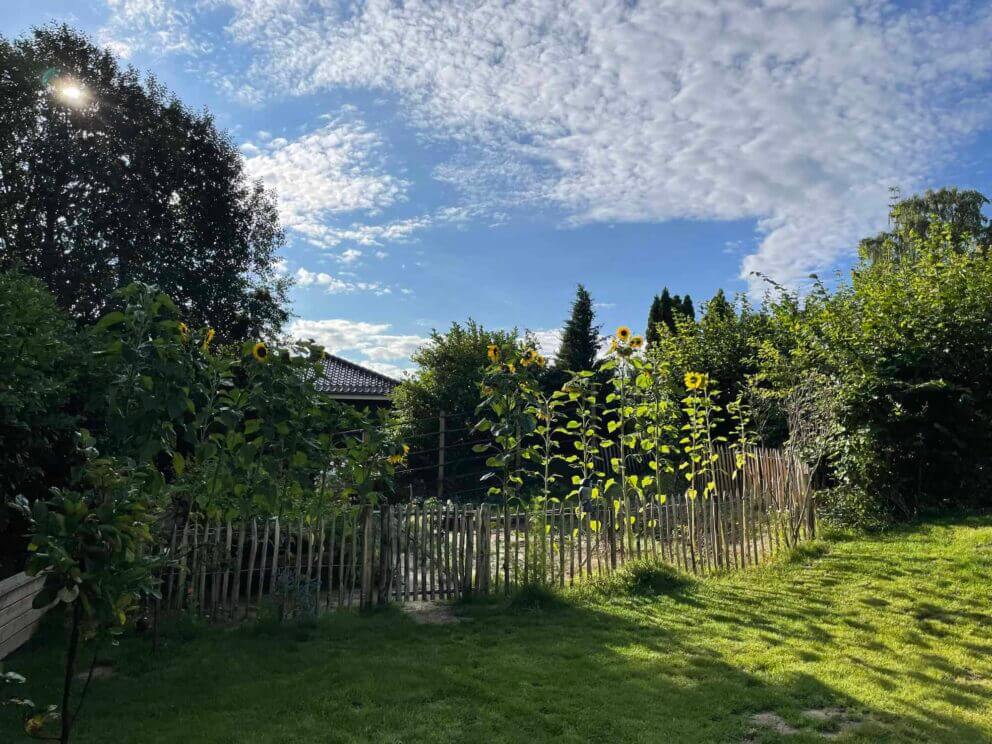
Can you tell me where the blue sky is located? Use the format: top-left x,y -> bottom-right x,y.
5,0 -> 992,376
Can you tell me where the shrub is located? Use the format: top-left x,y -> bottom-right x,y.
0,270 -> 79,576
508,582 -> 563,612
780,540 -> 831,565
577,559 -> 692,601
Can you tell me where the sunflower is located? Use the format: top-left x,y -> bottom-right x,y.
609,339 -> 618,354
522,348 -> 539,366
487,344 -> 500,363
25,715 -> 45,735
507,362 -> 516,374
252,341 -> 269,362
178,322 -> 189,341
202,328 -> 215,350
535,354 -> 547,368
684,371 -> 707,391
616,326 -> 632,341
630,335 -> 644,350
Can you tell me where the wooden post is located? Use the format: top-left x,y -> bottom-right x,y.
437,411 -> 446,500
360,507 -> 373,609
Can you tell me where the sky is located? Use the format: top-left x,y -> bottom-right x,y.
5,0 -> 992,377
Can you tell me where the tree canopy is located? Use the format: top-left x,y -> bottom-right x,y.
0,25 -> 289,340
859,187 -> 991,264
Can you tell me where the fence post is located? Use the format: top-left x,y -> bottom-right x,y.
437,411 -> 446,500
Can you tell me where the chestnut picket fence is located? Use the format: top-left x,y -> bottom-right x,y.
159,446 -> 814,617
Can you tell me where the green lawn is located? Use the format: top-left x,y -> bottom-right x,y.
4,516 -> 992,742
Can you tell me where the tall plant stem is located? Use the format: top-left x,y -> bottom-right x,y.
60,602 -> 82,744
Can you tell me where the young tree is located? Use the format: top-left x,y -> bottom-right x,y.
0,25 -> 289,339
554,284 -> 600,372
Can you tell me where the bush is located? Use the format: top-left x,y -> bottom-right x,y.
0,270 -> 79,576
780,540 -> 831,565
508,582 -> 564,612
817,487 -> 891,533
576,559 -> 692,601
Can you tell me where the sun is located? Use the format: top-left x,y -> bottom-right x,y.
57,81 -> 87,106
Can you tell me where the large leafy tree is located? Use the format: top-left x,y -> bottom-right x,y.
554,284 -> 600,372
0,25 -> 289,339
859,187 -> 991,263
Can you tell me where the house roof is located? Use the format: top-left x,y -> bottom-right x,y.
314,353 -> 399,400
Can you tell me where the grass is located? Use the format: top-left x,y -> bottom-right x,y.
4,515 -> 992,742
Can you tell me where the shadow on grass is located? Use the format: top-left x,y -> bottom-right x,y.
4,517 -> 992,743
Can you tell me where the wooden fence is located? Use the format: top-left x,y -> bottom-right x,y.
0,572 -> 47,659
160,447 -> 814,617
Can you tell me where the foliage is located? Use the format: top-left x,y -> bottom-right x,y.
763,218 -> 992,524
554,284 -> 600,373
0,271 -> 80,573
646,287 -> 695,345
859,187 -> 990,263
0,25 -> 289,339
393,320 -> 517,496
575,558 -> 691,600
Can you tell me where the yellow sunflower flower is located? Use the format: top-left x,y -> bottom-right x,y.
252,342 -> 268,362
616,326 -> 632,341
536,354 -> 547,368
201,328 -> 215,351
487,344 -> 500,363
25,715 -> 45,735
684,371 -> 707,391
178,322 -> 189,341
630,335 -> 644,350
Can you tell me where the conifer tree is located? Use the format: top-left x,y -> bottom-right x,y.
681,294 -> 696,321
646,293 -> 664,346
555,284 -> 600,371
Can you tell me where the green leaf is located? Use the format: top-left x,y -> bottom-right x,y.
172,451 -> 185,476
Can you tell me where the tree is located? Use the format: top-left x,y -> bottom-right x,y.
393,321 -> 518,498
0,25 -> 289,340
680,294 -> 696,321
646,293 -> 664,346
555,284 -> 600,371
859,187 -> 991,263
702,289 -> 732,322
763,214 -> 992,525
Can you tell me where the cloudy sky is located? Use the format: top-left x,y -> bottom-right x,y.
6,0 -> 992,376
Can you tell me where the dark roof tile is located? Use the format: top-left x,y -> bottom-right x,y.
314,353 -> 399,398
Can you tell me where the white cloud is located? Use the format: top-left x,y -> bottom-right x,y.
287,318 -> 426,374
528,328 -> 562,359
241,116 -> 406,249
294,266 -> 405,296
337,248 -> 363,264
105,0 -> 992,285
